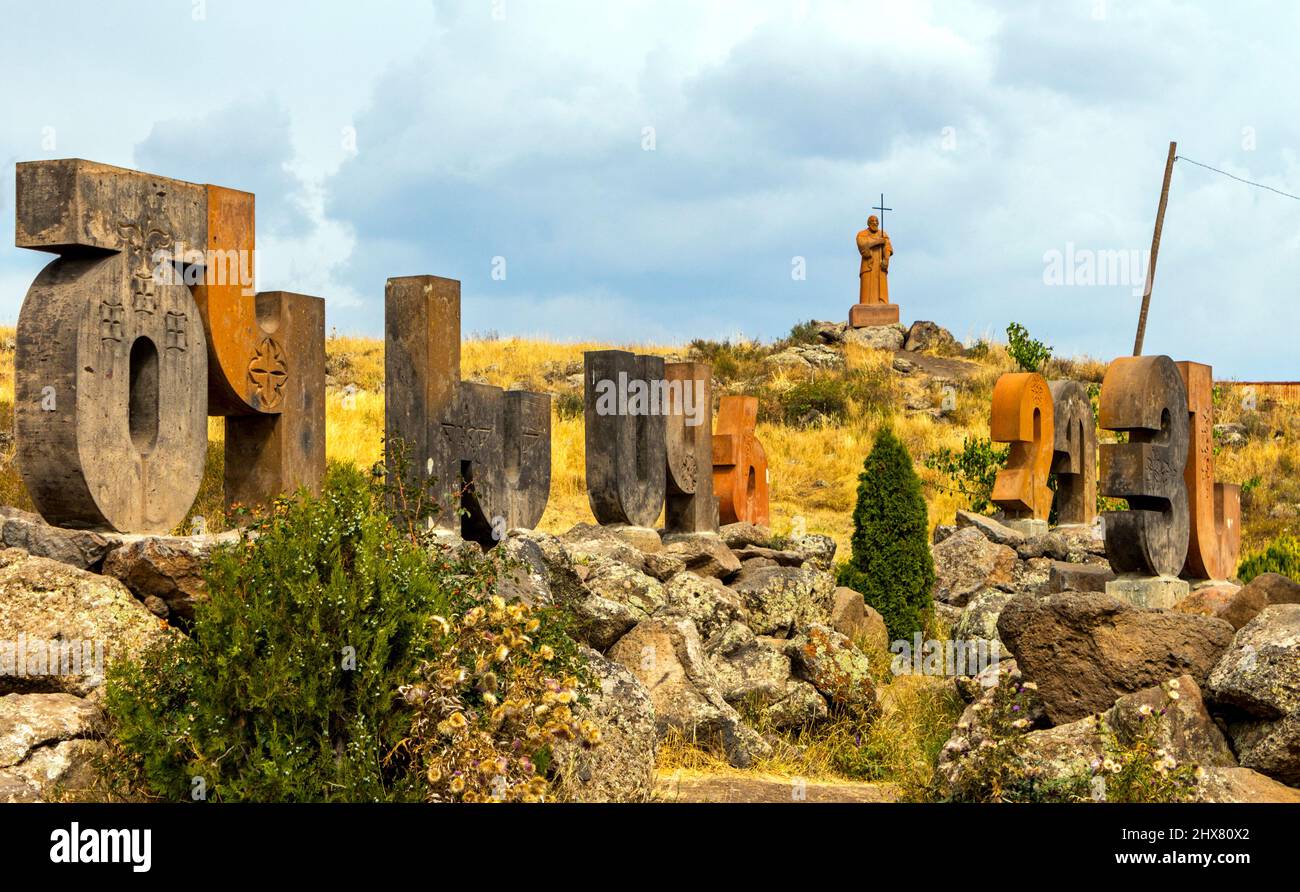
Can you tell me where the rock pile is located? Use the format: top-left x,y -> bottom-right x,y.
933,511 -> 1300,802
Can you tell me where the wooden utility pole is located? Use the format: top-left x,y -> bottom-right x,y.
1133,141 -> 1177,355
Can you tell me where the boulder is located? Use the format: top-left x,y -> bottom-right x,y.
786,624 -> 878,715
997,591 -> 1234,724
1047,561 -> 1114,594
829,587 -> 889,652
955,510 -> 1025,547
903,321 -> 959,355
659,573 -> 742,640
1209,573 -> 1300,631
844,325 -> 905,352
932,527 -> 1017,607
607,616 -> 770,768
0,692 -> 106,803
0,507 -> 114,571
938,675 -> 1236,800
1053,519 -> 1109,560
729,564 -> 836,636
0,549 -> 169,696
551,647 -> 658,803
954,587 -> 1019,649
789,534 -> 836,572
1207,605 -> 1300,785
705,623 -> 829,730
932,524 -> 957,545
732,545 -> 804,567
558,523 -> 648,571
663,534 -> 742,580
1196,767 -> 1300,803
581,558 -> 665,619
101,531 -> 240,623
719,522 -> 777,550
1015,533 -> 1070,562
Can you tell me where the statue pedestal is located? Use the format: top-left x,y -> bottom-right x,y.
1105,575 -> 1189,609
849,303 -> 899,328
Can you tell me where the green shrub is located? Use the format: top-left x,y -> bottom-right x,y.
837,427 -> 934,640
1237,532 -> 1300,583
687,337 -> 769,383
1006,322 -> 1052,372
104,463 -> 466,802
923,436 -> 1009,514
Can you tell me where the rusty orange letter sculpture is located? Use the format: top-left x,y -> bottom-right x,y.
192,184 -> 325,511
1177,361 -> 1241,580
712,396 -> 769,526
1048,380 -> 1097,525
13,160 -> 325,533
1098,355 -> 1190,577
990,373 -> 1054,522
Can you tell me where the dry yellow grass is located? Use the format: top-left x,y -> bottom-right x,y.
0,325 -> 1295,557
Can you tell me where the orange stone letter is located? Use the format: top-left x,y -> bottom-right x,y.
991,372 -> 1054,521
1176,361 -> 1241,580
192,186 -> 325,509
712,396 -> 769,526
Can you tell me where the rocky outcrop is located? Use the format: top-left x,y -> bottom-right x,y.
729,564 -> 835,636
705,622 -> 829,730
0,548 -> 169,696
903,321 -> 959,355
932,527 -> 1017,607
997,591 -> 1234,724
829,587 -> 889,652
659,573 -> 742,640
0,507 -> 114,571
608,615 -> 770,768
102,531 -> 240,623
0,692 -> 106,802
1207,605 -> 1300,785
551,647 -> 657,803
786,624 -> 878,715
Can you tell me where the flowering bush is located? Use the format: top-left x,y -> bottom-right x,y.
397,595 -> 596,803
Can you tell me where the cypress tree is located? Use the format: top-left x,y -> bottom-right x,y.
837,426 -> 935,641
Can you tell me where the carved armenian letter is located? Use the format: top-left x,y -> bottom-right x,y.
664,361 -> 717,533
1176,361 -> 1241,580
1048,380 -> 1098,525
14,160 -> 209,532
385,276 -> 550,544
990,372 -> 1054,521
192,184 -> 324,508
584,350 -> 667,527
1098,355 -> 1189,577
712,395 -> 769,526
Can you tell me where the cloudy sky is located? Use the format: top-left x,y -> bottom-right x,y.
1,0 -> 1297,376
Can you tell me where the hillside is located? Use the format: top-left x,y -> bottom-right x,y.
0,321 -> 1291,559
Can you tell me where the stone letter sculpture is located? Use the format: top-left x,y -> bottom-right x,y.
584,350 -> 667,527
712,396 -> 769,526
664,361 -> 717,533
990,372 -> 1054,522
14,159 -> 325,533
1048,380 -> 1098,526
193,184 -> 325,509
15,160 -> 209,532
1176,361 -> 1241,580
385,275 -> 551,544
850,214 -> 899,327
1098,355 -> 1189,577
